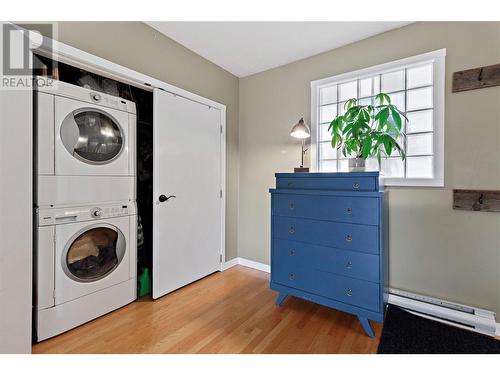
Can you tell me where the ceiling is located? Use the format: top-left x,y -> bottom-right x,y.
146,22 -> 411,77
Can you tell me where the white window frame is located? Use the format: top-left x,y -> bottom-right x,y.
310,49 -> 446,187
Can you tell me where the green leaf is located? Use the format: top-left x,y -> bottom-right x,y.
390,106 -> 402,131
375,107 -> 390,130
331,133 -> 342,148
362,138 -> 372,159
345,98 -> 357,110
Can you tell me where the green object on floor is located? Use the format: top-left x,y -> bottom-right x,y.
137,267 -> 151,297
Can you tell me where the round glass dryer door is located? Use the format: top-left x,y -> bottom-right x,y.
63,224 -> 126,282
60,109 -> 124,164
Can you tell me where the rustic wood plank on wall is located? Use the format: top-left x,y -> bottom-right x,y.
452,63 -> 500,92
453,189 -> 500,212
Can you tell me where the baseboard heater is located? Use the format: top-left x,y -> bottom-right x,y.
387,288 -> 497,337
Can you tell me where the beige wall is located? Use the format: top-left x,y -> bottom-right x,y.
239,22 -> 500,315
55,22 -> 240,261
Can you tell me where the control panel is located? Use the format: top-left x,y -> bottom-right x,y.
38,201 -> 136,226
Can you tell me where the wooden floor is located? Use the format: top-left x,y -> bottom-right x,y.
33,265 -> 382,354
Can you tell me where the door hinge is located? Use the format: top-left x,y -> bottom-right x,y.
220,125 -> 223,134
220,189 -> 223,198
220,254 -> 223,263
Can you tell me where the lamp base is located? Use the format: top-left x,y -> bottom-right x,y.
294,167 -> 309,173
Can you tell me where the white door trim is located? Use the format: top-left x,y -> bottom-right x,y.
16,23 -> 227,267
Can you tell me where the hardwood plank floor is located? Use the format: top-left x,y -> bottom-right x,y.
33,265 -> 382,354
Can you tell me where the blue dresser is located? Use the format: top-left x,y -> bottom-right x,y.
269,172 -> 386,337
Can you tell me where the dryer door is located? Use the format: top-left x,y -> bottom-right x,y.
54,96 -> 132,176
61,109 -> 124,165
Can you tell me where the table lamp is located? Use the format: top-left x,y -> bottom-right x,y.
290,117 -> 310,172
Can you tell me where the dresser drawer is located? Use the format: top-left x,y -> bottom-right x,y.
273,216 -> 379,254
273,239 -> 379,282
276,174 -> 377,191
273,193 -> 379,225
272,264 -> 381,312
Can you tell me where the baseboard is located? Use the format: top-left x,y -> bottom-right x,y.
221,257 -> 239,271
223,257 -> 270,273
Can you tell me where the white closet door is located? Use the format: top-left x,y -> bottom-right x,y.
152,89 -> 222,299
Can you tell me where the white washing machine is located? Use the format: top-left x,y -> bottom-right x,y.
36,78 -> 136,207
36,201 -> 137,341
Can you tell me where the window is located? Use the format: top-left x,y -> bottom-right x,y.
311,49 -> 445,187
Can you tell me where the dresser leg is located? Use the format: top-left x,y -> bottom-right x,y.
357,315 -> 375,338
275,293 -> 287,306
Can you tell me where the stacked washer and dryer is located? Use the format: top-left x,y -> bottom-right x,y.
35,78 -> 138,341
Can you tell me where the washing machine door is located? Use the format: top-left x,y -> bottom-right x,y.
63,224 -> 126,282
55,217 -> 131,305
54,96 -> 132,176
61,109 -> 124,165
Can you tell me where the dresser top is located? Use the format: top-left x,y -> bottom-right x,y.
275,172 -> 380,178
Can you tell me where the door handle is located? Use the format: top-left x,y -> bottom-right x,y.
159,194 -> 176,203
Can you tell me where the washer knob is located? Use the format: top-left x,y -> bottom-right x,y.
91,207 -> 102,218
91,93 -> 101,102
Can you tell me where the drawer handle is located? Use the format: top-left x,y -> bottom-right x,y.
346,207 -> 352,214
288,203 -> 295,210
346,234 -> 352,242
287,181 -> 294,187
353,182 -> 360,189
289,226 -> 295,235
289,249 -> 295,256
346,288 -> 353,297
289,273 -> 295,281
346,260 -> 353,269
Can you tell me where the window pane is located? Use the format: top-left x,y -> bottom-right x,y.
407,87 -> 433,111
407,156 -> 433,178
320,159 -> 337,172
359,78 -> 372,97
359,97 -> 372,106
339,159 -> 349,172
407,133 -> 433,156
407,110 -> 433,133
381,70 -> 405,93
320,142 -> 337,159
320,104 -> 337,123
381,157 -> 405,178
319,123 -> 331,141
388,91 -> 405,112
320,85 -> 337,105
365,157 -> 379,171
339,81 -> 357,101
407,64 -> 433,88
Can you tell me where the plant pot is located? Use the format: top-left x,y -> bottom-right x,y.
348,158 -> 366,172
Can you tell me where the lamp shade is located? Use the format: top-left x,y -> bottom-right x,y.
290,117 -> 311,139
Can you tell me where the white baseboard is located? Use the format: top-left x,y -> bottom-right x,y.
223,257 -> 270,273
221,257 -> 239,271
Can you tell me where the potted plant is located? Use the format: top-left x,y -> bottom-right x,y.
329,93 -> 406,171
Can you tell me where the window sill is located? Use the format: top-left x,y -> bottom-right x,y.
382,177 -> 444,188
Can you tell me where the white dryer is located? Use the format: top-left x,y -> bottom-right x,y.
36,201 -> 137,341
36,78 -> 136,207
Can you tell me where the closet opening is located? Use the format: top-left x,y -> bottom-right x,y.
35,55 -> 154,298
